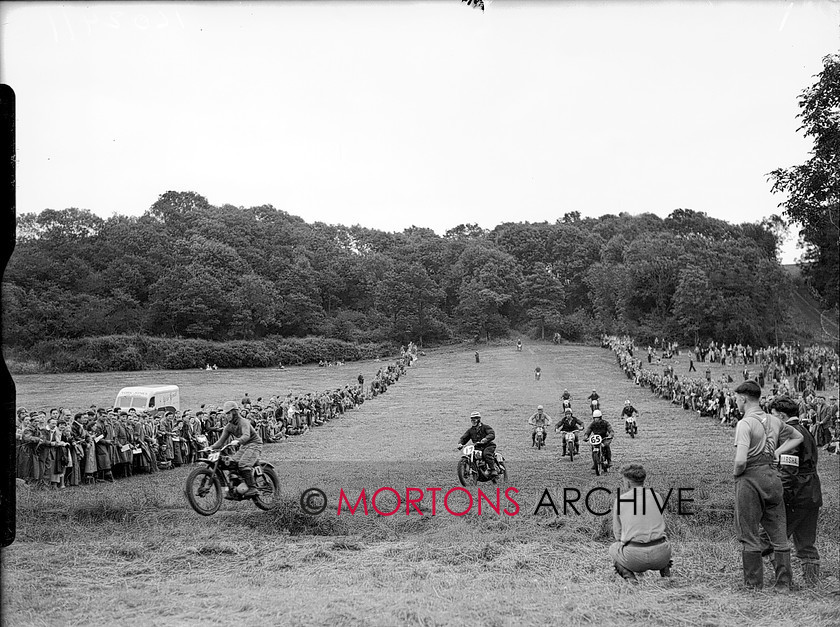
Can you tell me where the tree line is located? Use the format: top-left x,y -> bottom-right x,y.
4,199 -> 800,353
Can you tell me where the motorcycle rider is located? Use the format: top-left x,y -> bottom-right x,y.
209,400 -> 263,498
588,390 -> 601,415
555,407 -> 584,455
528,405 -> 552,447
583,409 -> 614,470
621,400 -> 639,434
458,411 -> 499,478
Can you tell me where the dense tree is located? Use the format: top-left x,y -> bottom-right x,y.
769,53 -> 840,307
4,190 -> 798,350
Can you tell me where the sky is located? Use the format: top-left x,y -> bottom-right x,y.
1,1 -> 838,264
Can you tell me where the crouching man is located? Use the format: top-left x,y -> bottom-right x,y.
609,464 -> 673,582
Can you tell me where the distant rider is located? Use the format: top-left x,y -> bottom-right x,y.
528,405 -> 552,447
583,409 -> 614,470
210,401 -> 263,498
555,407 -> 584,455
621,400 -> 639,433
587,390 -> 600,413
458,411 -> 499,478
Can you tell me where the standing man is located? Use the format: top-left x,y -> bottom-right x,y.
732,380 -> 803,590
761,396 -> 823,585
609,464 -> 673,581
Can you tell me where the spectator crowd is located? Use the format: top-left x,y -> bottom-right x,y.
16,355 -> 413,490
602,335 -> 840,450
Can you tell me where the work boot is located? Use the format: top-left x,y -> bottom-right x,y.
772,550 -> 793,592
239,468 -> 258,498
660,559 -> 673,577
802,563 -> 820,586
742,551 -> 764,590
614,563 -> 638,582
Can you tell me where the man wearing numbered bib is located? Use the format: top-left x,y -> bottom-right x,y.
732,381 -> 803,590
760,396 -> 823,585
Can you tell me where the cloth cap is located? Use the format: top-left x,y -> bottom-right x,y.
734,380 -> 762,398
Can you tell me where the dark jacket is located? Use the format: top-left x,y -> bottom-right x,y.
779,418 -> 823,509
459,423 -> 496,447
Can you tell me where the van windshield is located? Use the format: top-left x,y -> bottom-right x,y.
116,396 -> 149,409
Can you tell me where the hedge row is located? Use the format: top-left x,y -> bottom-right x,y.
19,335 -> 398,373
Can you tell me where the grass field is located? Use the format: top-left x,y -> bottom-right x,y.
4,341 -> 839,626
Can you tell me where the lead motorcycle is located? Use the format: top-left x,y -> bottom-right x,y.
457,443 -> 508,487
185,443 -> 279,515
588,434 -> 612,476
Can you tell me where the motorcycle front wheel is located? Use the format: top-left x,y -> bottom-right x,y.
568,443 -> 575,462
253,466 -> 280,511
592,450 -> 601,476
186,467 -> 223,516
457,458 -> 477,487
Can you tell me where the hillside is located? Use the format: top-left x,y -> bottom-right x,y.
783,264 -> 839,345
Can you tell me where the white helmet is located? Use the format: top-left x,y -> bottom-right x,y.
592,410 -> 603,418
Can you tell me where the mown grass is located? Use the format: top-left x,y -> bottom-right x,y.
5,342 -> 839,626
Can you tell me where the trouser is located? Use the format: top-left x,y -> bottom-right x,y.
478,444 -> 497,473
734,459 -> 788,553
760,505 -> 820,564
559,432 -> 578,454
609,539 -> 672,573
232,442 -> 262,469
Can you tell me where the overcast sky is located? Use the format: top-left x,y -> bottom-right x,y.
2,1 -> 838,263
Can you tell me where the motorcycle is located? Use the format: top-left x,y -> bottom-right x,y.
588,434 -> 612,476
185,443 -> 279,515
625,416 -> 638,438
559,429 -> 578,461
590,399 -> 600,414
457,443 -> 508,487
534,425 -> 546,450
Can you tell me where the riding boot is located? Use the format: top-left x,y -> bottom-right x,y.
531,433 -> 535,447
240,468 -> 258,498
614,563 -> 637,582
772,550 -> 793,592
660,559 -> 673,577
742,551 -> 764,590
802,563 -> 820,586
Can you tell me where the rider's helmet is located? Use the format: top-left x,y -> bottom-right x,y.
221,401 -> 240,422
537,405 -> 543,411
470,411 -> 482,425
624,400 -> 631,406
592,409 -> 603,419
564,407 -> 572,414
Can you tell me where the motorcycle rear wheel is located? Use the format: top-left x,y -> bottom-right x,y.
253,466 -> 280,511
457,458 -> 477,487
186,467 -> 223,516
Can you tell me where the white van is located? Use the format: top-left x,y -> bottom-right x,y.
114,385 -> 180,413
